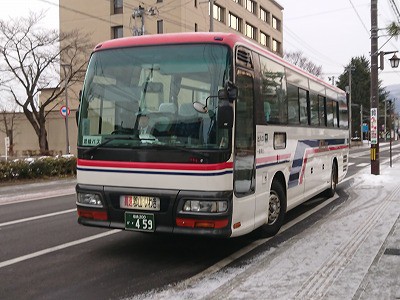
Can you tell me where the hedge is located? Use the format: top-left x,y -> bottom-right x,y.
0,157 -> 76,182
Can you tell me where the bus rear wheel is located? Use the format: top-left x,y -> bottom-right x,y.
325,161 -> 338,198
257,180 -> 286,237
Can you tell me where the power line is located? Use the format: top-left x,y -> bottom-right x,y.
348,0 -> 370,36
284,26 -> 343,68
387,0 -> 400,23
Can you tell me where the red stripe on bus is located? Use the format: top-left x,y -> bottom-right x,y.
77,159 -> 233,171
256,153 -> 291,164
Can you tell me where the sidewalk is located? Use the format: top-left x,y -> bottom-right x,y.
0,178 -> 76,205
134,160 -> 400,299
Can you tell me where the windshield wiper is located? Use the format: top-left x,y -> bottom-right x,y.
83,136 -> 137,155
150,144 -> 210,158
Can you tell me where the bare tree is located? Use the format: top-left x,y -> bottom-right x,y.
284,51 -> 323,78
0,103 -> 17,156
0,12 -> 91,154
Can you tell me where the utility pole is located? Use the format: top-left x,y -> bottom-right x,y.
370,0 -> 380,175
346,66 -> 355,147
132,6 -> 158,36
132,6 -> 145,36
384,99 -> 387,141
360,104 -> 363,142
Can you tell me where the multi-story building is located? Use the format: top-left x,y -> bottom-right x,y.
60,0 -> 283,60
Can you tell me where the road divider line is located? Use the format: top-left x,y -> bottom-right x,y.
0,229 -> 121,269
0,209 -> 77,227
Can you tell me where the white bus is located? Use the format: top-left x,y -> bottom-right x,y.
76,32 -> 349,238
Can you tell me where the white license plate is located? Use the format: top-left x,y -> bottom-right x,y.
120,195 -> 160,211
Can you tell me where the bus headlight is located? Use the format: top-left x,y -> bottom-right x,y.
183,200 -> 228,213
77,193 -> 103,208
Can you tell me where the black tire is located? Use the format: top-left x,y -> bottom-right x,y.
325,161 -> 338,198
257,180 -> 286,237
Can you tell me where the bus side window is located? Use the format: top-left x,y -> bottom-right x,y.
264,101 -> 271,122
287,84 -> 299,124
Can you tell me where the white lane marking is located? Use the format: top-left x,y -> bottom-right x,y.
356,163 -> 369,167
0,229 -> 121,269
0,209 -> 77,228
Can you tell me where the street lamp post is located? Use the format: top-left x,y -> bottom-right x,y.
370,0 -> 400,175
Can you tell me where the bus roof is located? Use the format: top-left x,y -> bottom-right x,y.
93,32 -> 345,95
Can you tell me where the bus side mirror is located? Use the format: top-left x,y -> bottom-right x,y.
218,81 -> 237,102
218,105 -> 233,129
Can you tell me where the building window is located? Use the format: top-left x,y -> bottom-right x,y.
272,39 -> 281,54
194,0 -> 197,8
157,20 -> 163,34
245,23 -> 257,41
260,7 -> 270,24
232,0 -> 242,5
245,0 -> 257,15
229,13 -> 242,32
260,31 -> 270,48
112,26 -> 123,39
213,4 -> 225,23
272,16 -> 281,31
157,0 -> 163,2
113,0 -> 123,14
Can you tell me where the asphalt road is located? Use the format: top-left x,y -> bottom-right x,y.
1,143 -> 399,299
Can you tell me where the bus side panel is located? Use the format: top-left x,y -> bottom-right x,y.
230,194 -> 256,237
252,126 -> 291,232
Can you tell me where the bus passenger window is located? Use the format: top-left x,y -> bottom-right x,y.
259,55 -> 287,124
287,84 -> 299,124
264,101 -> 271,122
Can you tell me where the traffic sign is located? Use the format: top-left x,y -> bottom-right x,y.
60,105 -> 70,118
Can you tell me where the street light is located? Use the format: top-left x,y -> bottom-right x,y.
389,53 -> 400,68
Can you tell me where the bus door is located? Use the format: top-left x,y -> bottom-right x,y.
233,69 -> 256,231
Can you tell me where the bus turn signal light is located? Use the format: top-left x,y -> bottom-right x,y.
176,218 -> 229,229
77,208 -> 108,221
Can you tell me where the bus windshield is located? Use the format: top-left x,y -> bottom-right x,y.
78,44 -> 232,151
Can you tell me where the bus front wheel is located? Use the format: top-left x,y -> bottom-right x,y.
258,180 -> 286,237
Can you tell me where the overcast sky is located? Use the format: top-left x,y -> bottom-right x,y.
0,0 -> 400,88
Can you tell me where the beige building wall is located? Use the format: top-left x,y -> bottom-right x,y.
0,110 -> 77,158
